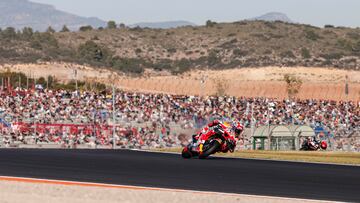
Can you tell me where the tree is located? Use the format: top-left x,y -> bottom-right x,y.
28,31 -> 59,51
214,78 -> 229,96
30,39 -> 42,50
46,26 -> 56,33
21,27 -> 34,40
1,27 -> 17,39
119,23 -> 126,29
79,25 -> 93,32
61,25 -> 70,32
47,75 -> 55,88
206,20 -> 217,28
324,24 -> 334,28
284,74 -> 302,99
107,21 -> 117,29
78,40 -> 112,63
173,58 -> 191,74
37,77 -> 47,87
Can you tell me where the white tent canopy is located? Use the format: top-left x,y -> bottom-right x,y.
252,125 -> 315,138
271,126 -> 293,137
293,126 -> 315,137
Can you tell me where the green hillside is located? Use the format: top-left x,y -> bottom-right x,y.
1,20 -> 360,74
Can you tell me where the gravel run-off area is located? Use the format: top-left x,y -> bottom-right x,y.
0,180 -> 330,203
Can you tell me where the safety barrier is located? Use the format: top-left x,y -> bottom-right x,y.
1,121 -> 360,152
249,125 -> 360,152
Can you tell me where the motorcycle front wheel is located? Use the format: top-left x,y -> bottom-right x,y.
199,140 -> 221,159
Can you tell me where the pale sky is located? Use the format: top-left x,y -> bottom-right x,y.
31,0 -> 360,27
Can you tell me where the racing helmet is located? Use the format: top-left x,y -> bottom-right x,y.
320,140 -> 327,150
232,121 -> 244,136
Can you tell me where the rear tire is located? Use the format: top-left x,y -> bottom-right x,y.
181,147 -> 193,159
199,140 -> 221,159
300,143 -> 308,151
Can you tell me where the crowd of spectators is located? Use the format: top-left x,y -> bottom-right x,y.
1,123 -> 179,149
0,88 -> 359,150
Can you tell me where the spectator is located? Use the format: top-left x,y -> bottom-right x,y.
0,88 -> 359,150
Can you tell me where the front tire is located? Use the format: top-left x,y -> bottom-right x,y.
199,140 -> 221,159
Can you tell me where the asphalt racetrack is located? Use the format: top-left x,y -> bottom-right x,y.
0,149 -> 359,202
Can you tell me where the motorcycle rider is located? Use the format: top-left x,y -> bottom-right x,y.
191,119 -> 243,153
305,136 -> 319,149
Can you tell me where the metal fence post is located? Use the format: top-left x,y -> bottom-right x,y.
112,85 -> 116,150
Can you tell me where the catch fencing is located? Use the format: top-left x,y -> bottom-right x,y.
1,120 -> 359,152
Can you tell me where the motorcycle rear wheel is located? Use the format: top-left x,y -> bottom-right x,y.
181,146 -> 193,159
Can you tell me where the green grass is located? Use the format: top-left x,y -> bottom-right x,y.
154,148 -> 360,165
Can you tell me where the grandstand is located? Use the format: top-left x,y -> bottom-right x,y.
0,86 -> 359,151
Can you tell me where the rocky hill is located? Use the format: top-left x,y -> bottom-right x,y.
0,20 -> 359,74
0,0 -> 106,31
250,12 -> 293,23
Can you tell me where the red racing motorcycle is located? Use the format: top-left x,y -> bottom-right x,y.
300,139 -> 328,151
182,125 -> 235,159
